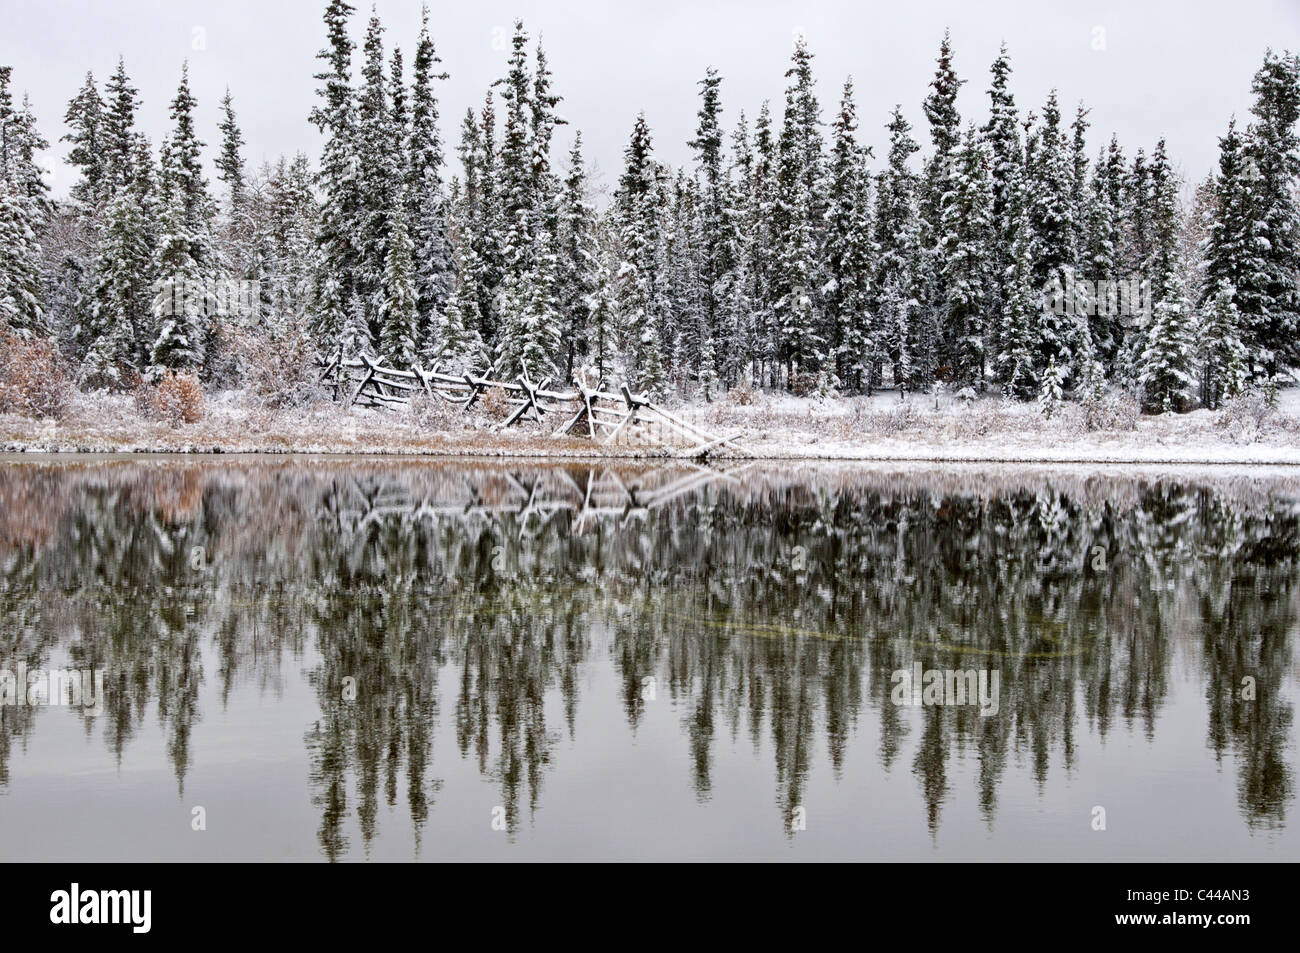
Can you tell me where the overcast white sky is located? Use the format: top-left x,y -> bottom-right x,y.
3,0 -> 1298,199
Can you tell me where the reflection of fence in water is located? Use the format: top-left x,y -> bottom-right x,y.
321,463 -> 757,542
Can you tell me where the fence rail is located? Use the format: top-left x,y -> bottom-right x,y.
319,355 -> 753,459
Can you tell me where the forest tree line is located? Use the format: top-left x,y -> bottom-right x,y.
1,1 -> 1298,414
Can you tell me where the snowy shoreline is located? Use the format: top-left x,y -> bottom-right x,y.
3,387 -> 1298,465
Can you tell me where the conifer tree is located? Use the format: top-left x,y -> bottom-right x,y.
996,174 -> 1039,399
824,78 -> 873,390
1198,280 -> 1248,409
354,12 -> 400,335
102,58 -> 142,191
151,63 -> 219,372
614,113 -> 665,393
216,89 -> 246,207
920,31 -> 964,374
1242,50 -> 1300,377
378,189 -> 419,367
981,44 -> 1021,341
770,37 -> 825,386
689,66 -> 730,369
309,0 -> 359,354
0,69 -> 47,337
408,5 -> 452,360
557,133 -> 600,380
875,106 -> 923,392
62,71 -> 107,209
1085,135 -> 1126,364
1139,292 -> 1196,412
940,125 -> 994,386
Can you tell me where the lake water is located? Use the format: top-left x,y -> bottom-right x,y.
0,455 -> 1296,861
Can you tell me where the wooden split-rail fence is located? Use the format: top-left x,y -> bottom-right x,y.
319,354 -> 753,459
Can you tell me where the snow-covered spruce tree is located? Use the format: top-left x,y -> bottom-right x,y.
689,66 -> 733,377
770,37 -> 825,389
62,71 -> 108,210
309,0 -> 360,356
1026,92 -> 1081,378
1085,135 -> 1127,365
493,21 -> 537,377
556,133 -> 600,380
874,106 -> 923,393
354,12 -> 401,339
493,22 -> 565,380
1198,280 -> 1248,409
1138,290 -> 1196,413
378,189 -> 419,368
614,113 -> 666,395
1146,139 -> 1182,308
439,196 -> 485,371
0,168 -> 46,338
81,176 -> 155,385
1242,49 -> 1300,379
101,58 -> 143,192
1068,103 -> 1091,264
529,38 -> 565,237
263,153 -> 319,331
980,43 -> 1021,363
216,89 -> 246,208
149,185 -> 207,372
1200,119 -> 1264,371
823,78 -> 874,391
339,289 -> 373,362
1037,354 -> 1064,418
506,222 -> 562,384
584,241 -> 618,384
407,6 -> 452,364
150,63 -> 222,374
1118,139 -> 1184,390
995,173 -> 1039,400
0,70 -> 48,338
666,171 -> 706,385
454,102 -> 496,350
939,124 -> 994,387
748,101 -> 781,385
719,110 -> 756,386
215,89 -> 263,328
920,31 -> 964,379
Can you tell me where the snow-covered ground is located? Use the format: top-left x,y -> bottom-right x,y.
2,385 -> 1298,464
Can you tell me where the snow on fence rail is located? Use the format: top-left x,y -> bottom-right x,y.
318,354 -> 753,459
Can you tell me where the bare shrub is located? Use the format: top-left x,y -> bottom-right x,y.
225,323 -> 325,410
727,378 -> 759,406
0,332 -> 73,419
788,372 -> 818,397
477,386 -> 511,423
1082,392 -> 1140,432
1217,392 -> 1273,438
137,371 -> 205,427
866,399 -> 920,436
949,398 -> 1013,439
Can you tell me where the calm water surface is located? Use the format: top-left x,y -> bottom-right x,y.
0,455 -> 1296,861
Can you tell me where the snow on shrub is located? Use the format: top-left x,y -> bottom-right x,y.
135,370 -> 205,426
726,378 -> 759,406
0,331 -> 73,419
1082,392 -> 1140,432
1217,392 -> 1273,442
224,323 -> 326,410
406,392 -> 461,430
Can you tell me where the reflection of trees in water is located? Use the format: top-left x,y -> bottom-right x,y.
0,462 -> 1296,855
